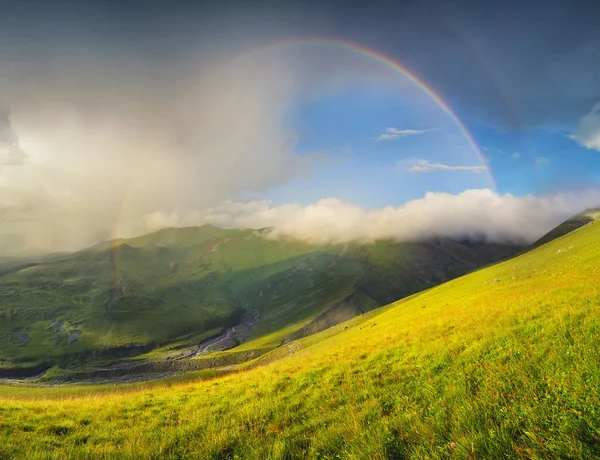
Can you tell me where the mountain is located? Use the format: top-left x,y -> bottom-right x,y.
0,225 -> 520,376
0,252 -> 71,277
1,209 -> 599,458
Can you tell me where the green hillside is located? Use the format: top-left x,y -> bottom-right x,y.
1,209 -> 599,458
0,225 -> 518,377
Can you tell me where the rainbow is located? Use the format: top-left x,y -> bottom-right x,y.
242,37 -> 495,187
111,37 -> 495,287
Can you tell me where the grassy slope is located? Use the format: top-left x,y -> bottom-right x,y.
532,208 -> 600,248
1,221 -> 599,458
0,225 -> 516,372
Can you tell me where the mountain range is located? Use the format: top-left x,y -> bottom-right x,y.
0,224 -> 521,378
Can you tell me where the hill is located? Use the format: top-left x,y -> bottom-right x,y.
1,208 -> 599,458
0,225 -> 519,377
532,208 -> 600,248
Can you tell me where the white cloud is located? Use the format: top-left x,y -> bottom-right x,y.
0,48 -> 331,254
571,102 -> 600,151
140,188 -> 600,245
536,157 -> 550,164
512,152 -> 521,159
376,127 -> 432,141
399,158 -> 487,173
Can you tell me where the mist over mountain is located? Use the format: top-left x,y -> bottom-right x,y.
142,189 -> 600,246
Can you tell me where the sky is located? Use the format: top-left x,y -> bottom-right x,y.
0,0 -> 599,254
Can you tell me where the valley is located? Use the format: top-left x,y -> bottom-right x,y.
0,225 -> 520,383
1,211 -> 599,458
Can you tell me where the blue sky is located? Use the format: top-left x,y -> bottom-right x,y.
477,124 -> 600,196
253,77 -> 600,209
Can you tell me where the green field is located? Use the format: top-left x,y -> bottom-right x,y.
0,225 -> 517,376
0,218 -> 598,458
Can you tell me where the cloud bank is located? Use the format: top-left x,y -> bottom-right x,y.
141,188 -> 600,245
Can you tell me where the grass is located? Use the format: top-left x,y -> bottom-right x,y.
0,221 -> 599,458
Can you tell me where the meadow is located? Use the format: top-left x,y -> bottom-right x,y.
0,220 -> 599,458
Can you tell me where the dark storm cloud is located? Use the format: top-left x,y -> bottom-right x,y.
314,0 -> 600,128
3,0 -> 596,128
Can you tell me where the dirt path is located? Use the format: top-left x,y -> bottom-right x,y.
208,238 -> 230,252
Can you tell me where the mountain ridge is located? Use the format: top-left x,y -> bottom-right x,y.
532,207 -> 600,248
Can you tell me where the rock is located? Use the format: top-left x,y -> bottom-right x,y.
13,330 -> 29,346
68,330 -> 81,343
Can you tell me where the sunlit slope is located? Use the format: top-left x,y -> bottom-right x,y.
1,221 -> 599,458
0,225 -> 516,373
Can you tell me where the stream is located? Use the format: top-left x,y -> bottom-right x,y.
190,300 -> 260,357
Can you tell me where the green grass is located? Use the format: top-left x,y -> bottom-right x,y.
0,219 -> 599,458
